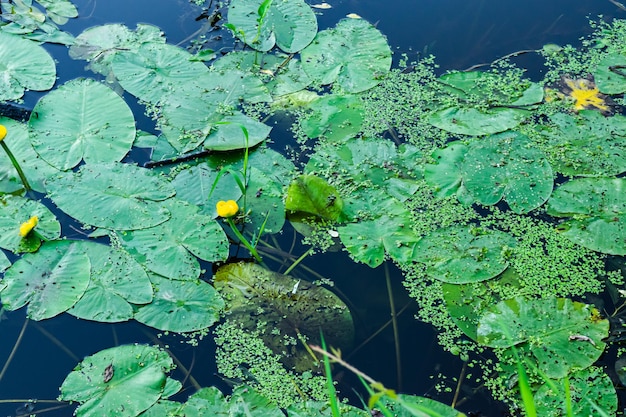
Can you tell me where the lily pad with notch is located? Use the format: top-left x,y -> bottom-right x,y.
60,344 -> 175,417
0,195 -> 60,254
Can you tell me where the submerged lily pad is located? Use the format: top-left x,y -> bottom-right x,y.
29,78 -> 136,170
547,177 -> 626,255
0,31 -> 56,101
46,162 -> 175,230
60,344 -> 174,417
114,198 -> 228,280
477,297 -> 608,378
1,240 -> 90,320
227,0 -> 317,53
134,273 -> 224,332
301,18 -> 392,93
461,131 -> 553,213
413,226 -> 516,284
67,241 -> 153,323
214,262 -> 354,371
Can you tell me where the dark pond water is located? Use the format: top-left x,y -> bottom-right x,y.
0,0 -> 622,416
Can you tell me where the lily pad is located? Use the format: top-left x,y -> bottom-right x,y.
594,53 -> 626,94
114,198 -> 229,280
300,94 -> 364,142
424,141 -> 468,199
134,273 -> 224,333
301,18 -> 392,93
60,344 -> 174,417
0,195 -> 60,253
29,78 -> 136,170
461,131 -> 553,213
46,162 -> 175,230
534,367 -> 617,417
67,241 -> 153,323
546,177 -> 626,255
0,30 -> 56,101
111,42 -> 210,104
214,262 -> 354,371
413,225 -> 516,284
477,297 -> 608,378
227,0 -> 317,53
535,110 -> 626,176
0,240 -> 90,320
285,174 -> 343,221
0,117 -> 59,194
428,106 -> 530,136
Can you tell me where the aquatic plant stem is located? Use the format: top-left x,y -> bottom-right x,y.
0,141 -> 31,192
226,218 -> 262,262
451,360 -> 467,408
0,317 -> 29,384
284,247 -> 314,275
384,262 -> 402,391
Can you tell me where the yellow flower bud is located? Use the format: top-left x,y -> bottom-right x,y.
0,124 -> 6,142
216,200 -> 239,218
19,216 -> 38,237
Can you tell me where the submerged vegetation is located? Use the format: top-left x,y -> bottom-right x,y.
2,0 -> 626,416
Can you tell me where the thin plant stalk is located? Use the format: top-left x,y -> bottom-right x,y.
0,141 -> 31,192
384,262 -> 402,391
226,218 -> 262,262
284,247 -> 314,276
320,335 -> 341,417
0,317 -> 29,383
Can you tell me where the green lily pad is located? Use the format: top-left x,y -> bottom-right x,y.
228,386 -> 285,417
461,131 -> 553,213
0,195 -> 60,254
178,387 -> 229,416
534,367 -> 617,417
36,0 -> 78,25
301,18 -> 392,93
594,53 -> 626,94
477,297 -> 608,378
29,78 -> 136,170
0,240 -> 90,320
0,30 -> 56,101
67,241 -> 152,323
428,107 -> 530,136
546,177 -> 626,255
214,262 -> 354,371
285,174 -> 343,221
134,273 -> 224,333
46,162 -> 175,230
424,141 -> 467,199
227,0 -> 317,53
69,24 -> 165,79
380,394 -> 467,417
535,110 -> 626,176
300,94 -> 364,142
114,198 -> 229,280
60,344 -> 174,417
111,42 -> 210,104
0,117 -> 59,194
413,226 -> 516,284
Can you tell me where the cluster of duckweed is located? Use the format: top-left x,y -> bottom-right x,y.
214,319 -> 329,408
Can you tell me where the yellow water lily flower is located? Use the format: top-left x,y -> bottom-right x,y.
561,76 -> 610,113
0,124 -> 6,141
216,200 -> 239,218
19,215 -> 38,237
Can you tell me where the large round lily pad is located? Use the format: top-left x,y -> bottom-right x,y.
301,18 -> 392,93
29,78 -> 136,170
214,262 -> 354,371
60,344 -> 174,417
477,297 -> 608,378
428,106 -> 530,136
0,31 -> 56,101
461,131 -> 553,213
546,177 -> 626,255
413,225 -> 516,284
134,273 -> 224,332
46,162 -> 175,230
0,240 -> 91,320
